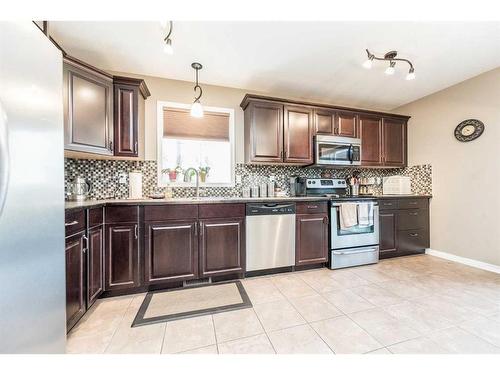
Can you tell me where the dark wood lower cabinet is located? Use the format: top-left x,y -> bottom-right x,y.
379,198 -> 430,259
65,232 -> 85,332
105,223 -> 139,291
199,218 -> 245,277
87,225 -> 103,307
295,213 -> 329,266
145,220 -> 198,284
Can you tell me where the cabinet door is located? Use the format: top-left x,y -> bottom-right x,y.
314,108 -> 335,135
66,232 -> 85,332
337,111 -> 358,138
63,60 -> 114,155
397,229 -> 429,255
105,223 -> 139,291
382,118 -> 407,167
87,225 -> 103,307
145,220 -> 198,284
379,211 -> 398,259
284,105 -> 314,164
296,214 -> 329,266
359,115 -> 383,166
199,218 -> 245,277
114,84 -> 139,157
246,101 -> 283,163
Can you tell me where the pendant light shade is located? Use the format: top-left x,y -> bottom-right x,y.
190,62 -> 204,118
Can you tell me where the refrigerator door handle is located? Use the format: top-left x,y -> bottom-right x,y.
0,102 -> 9,217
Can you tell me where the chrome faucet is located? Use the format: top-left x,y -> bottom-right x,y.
183,168 -> 200,199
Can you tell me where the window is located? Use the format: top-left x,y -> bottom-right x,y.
157,102 -> 235,187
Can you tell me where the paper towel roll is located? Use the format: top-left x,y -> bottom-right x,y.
129,171 -> 143,199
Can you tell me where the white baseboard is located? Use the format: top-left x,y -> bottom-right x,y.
426,249 -> 500,274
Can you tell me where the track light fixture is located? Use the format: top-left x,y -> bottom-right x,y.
363,49 -> 415,80
162,21 -> 173,55
190,63 -> 204,118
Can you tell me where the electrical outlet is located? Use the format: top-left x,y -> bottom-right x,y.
236,175 -> 242,183
269,175 -> 276,182
118,172 -> 128,184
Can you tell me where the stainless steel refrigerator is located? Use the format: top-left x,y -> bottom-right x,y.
0,21 -> 66,353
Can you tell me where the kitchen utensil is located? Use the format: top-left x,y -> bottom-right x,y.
67,177 -> 92,201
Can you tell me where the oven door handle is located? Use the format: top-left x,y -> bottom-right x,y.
332,248 -> 378,255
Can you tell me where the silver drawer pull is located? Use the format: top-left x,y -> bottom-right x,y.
409,233 -> 419,237
333,248 -> 377,255
65,220 -> 78,227
409,202 -> 418,205
409,212 -> 418,216
307,205 -> 318,209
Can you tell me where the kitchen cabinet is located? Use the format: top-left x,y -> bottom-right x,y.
104,206 -> 140,291
379,197 -> 430,259
199,218 -> 245,277
86,224 -> 103,307
65,231 -> 86,332
241,94 -> 408,167
244,100 -> 283,163
382,118 -> 407,167
63,56 -> 114,155
113,76 -> 150,157
295,202 -> 329,266
359,114 -> 383,166
283,105 -> 314,164
145,220 -> 198,284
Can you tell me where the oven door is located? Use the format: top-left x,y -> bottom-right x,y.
315,139 -> 361,166
331,203 -> 379,249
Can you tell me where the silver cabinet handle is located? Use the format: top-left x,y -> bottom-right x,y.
199,222 -> 204,237
83,235 -> 88,253
134,141 -> 138,154
409,233 -> 419,237
333,248 -> 377,255
65,220 -> 79,227
109,140 -> 113,151
134,224 -> 138,239
307,205 -> 318,209
0,102 -> 9,217
409,212 -> 418,216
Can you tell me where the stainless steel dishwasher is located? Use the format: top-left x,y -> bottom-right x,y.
245,203 -> 296,272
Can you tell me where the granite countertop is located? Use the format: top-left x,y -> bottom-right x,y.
65,194 -> 431,210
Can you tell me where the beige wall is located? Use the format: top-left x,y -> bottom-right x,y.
395,67 -> 500,266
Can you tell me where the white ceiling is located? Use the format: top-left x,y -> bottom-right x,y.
50,21 -> 500,110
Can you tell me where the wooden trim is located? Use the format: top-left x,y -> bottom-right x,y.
64,55 -> 114,80
113,75 -> 151,99
240,93 -> 411,121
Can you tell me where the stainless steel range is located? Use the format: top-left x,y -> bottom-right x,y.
305,178 -> 380,269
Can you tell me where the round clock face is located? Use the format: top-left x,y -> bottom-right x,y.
454,119 -> 484,142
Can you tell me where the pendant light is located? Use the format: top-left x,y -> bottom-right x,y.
190,62 -> 204,118
162,21 -> 173,55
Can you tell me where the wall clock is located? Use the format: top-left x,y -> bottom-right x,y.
454,119 -> 484,142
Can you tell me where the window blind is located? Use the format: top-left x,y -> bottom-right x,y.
163,107 -> 229,141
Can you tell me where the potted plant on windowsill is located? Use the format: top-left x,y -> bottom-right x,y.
198,166 -> 210,183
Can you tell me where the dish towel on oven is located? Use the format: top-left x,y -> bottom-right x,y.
340,203 -> 358,229
358,203 -> 373,227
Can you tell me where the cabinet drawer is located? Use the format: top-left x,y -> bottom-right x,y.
397,229 -> 429,253
398,209 -> 428,230
105,205 -> 138,223
296,201 -> 328,214
199,204 -> 245,219
65,209 -> 86,236
378,200 -> 399,210
88,207 -> 104,228
144,204 -> 198,222
398,198 -> 428,209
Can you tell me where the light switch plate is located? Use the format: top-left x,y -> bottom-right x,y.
236,175 -> 242,183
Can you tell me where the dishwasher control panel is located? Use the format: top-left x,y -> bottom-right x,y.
246,203 -> 296,216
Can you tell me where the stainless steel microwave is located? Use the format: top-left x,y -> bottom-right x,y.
313,135 -> 361,167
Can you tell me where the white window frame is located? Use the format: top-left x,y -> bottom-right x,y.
156,101 -> 235,188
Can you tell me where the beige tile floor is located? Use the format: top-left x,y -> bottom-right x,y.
66,255 -> 500,354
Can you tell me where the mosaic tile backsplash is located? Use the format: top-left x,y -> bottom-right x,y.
64,159 -> 432,200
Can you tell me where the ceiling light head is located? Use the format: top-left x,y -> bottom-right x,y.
163,38 -> 173,55
190,62 -> 204,118
406,67 -> 416,80
385,61 -> 396,75
362,49 -> 375,69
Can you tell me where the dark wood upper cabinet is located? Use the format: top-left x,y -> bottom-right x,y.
359,115 -> 383,166
382,118 -> 407,167
145,220 -> 198,284
199,217 -> 245,277
65,232 -> 86,332
337,111 -> 358,138
105,223 -> 139,291
296,213 -> 329,266
113,76 -> 150,157
283,105 -> 314,164
314,108 -> 336,135
244,101 -> 283,163
87,225 -> 103,307
63,56 -> 114,156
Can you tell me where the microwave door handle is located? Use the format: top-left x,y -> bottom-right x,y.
348,144 -> 353,164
